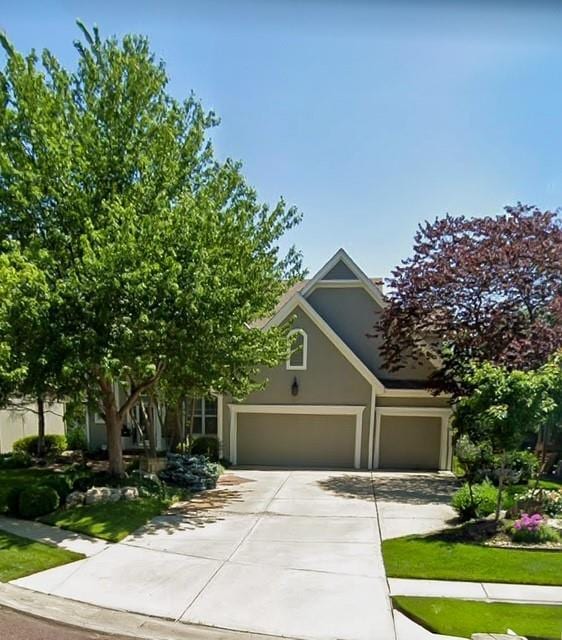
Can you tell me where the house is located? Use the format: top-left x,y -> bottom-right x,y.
86,249 -> 452,470
0,400 -> 66,453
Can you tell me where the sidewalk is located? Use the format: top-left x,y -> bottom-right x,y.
0,516 -> 108,557
389,577 -> 562,604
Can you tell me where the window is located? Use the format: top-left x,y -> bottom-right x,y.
189,397 -> 218,436
287,329 -> 307,370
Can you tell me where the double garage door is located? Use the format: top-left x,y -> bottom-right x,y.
233,408 -> 444,470
237,413 -> 357,468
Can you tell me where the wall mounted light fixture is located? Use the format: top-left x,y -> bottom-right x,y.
291,377 -> 299,396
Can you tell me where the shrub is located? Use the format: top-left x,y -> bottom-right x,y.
18,485 -> 60,518
6,486 -> 26,515
515,488 -> 562,517
0,451 -> 32,469
510,513 -> 560,544
190,436 -> 219,461
13,434 -> 68,457
72,474 -> 96,492
452,480 -> 498,521
41,474 -> 74,501
66,425 -> 88,451
507,450 -> 540,484
160,453 -> 223,491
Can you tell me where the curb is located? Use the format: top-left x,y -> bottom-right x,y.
0,583 -> 283,640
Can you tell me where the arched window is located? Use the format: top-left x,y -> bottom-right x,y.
287,329 -> 307,370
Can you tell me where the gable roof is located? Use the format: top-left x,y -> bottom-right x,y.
264,294 -> 386,393
300,248 -> 386,308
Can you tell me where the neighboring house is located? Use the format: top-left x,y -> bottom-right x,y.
0,401 -> 66,453
87,249 -> 452,470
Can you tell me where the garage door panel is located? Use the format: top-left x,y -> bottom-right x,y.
379,415 -> 441,470
237,414 -> 355,468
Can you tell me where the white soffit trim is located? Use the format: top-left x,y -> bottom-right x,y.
381,388 -> 452,399
264,294 -> 385,393
300,248 -> 386,308
375,406 -> 452,417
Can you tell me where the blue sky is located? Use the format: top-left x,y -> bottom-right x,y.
2,0 -> 562,278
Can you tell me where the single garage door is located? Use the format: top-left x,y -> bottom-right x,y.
379,415 -> 441,470
236,413 -> 356,468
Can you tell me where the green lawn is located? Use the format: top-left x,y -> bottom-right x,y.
382,533 -> 562,585
0,529 -> 83,582
40,496 -> 172,542
394,597 -> 562,640
0,468 -> 57,513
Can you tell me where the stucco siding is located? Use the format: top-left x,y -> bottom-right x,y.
307,287 -> 435,383
236,413 -> 355,468
0,402 -> 65,453
224,307 -> 372,466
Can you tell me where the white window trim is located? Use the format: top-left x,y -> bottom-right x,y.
373,406 -> 452,471
190,397 -> 218,437
228,404 -> 365,469
286,328 -> 308,371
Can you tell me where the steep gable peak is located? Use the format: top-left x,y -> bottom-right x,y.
301,248 -> 385,307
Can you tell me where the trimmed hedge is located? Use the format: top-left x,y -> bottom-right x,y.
0,452 -> 33,469
18,485 -> 60,519
13,434 -> 68,457
6,486 -> 26,515
40,475 -> 74,501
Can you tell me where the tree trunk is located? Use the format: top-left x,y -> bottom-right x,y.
188,397 -> 196,452
171,397 -> 183,452
495,452 -> 506,522
37,397 -> 45,457
141,397 -> 157,457
102,395 -> 125,477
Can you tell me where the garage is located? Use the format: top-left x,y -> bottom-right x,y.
377,413 -> 444,470
229,405 -> 365,469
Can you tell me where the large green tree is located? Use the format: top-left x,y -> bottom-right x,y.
0,24 -> 302,475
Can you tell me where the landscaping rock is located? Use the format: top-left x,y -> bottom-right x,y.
98,487 -> 112,501
108,487 -> 122,502
84,487 -> 104,505
65,491 -> 85,508
121,486 -> 139,501
134,470 -> 160,484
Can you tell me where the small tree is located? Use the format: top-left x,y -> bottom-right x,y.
0,247 -> 66,456
454,360 -> 556,520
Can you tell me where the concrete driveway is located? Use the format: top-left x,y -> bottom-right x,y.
374,472 -> 458,540
14,469 -> 393,640
13,470 -> 457,640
